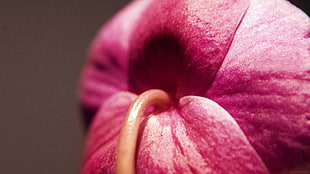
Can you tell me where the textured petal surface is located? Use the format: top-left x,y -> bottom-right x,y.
129,0 -> 249,98
80,0 -> 250,123
206,0 -> 310,172
136,96 -> 269,174
80,0 -> 310,173
82,95 -> 269,174
80,0 -> 152,123
81,92 -> 136,174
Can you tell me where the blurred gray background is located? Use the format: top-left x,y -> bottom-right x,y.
0,0 -> 308,174
0,0 -> 129,173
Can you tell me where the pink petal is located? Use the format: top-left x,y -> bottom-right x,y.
136,96 -> 269,174
80,0 -> 310,173
206,0 -> 310,172
128,0 -> 249,98
80,0 -> 152,123
82,94 -> 270,174
80,0 -> 250,123
81,92 -> 136,174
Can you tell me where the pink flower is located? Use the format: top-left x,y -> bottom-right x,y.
79,0 -> 310,173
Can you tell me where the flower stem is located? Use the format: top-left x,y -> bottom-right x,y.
116,89 -> 172,174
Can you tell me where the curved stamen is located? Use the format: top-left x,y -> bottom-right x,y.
116,89 -> 172,174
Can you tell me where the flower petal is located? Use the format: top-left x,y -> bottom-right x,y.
129,0 -> 250,98
136,96 -> 269,174
82,94 -> 269,174
81,92 -> 136,174
80,0 -> 251,123
80,0 -> 152,124
206,0 -> 310,172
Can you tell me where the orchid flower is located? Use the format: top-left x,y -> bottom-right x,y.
79,0 -> 310,173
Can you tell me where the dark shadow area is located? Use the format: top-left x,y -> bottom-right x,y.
129,34 -> 185,99
289,0 -> 310,15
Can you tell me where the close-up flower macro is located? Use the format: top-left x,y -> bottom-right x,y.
79,0 -> 310,173
0,0 -> 309,174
